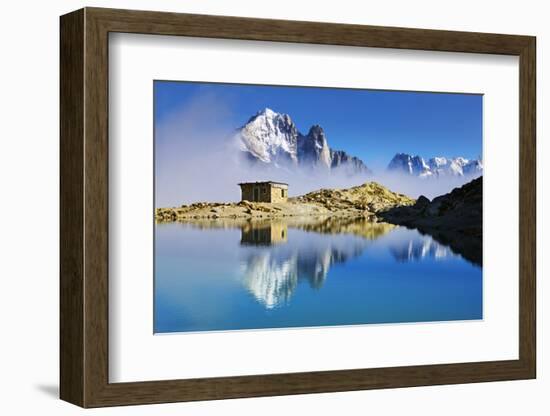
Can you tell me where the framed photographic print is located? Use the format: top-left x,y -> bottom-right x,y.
60,7 -> 536,408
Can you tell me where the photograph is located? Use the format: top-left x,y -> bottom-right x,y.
50,4 -> 540,410
153,81 -> 483,334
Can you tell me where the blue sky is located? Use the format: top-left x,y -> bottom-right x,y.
154,81 -> 482,170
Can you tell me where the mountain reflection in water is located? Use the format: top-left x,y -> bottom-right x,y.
240,234 -> 368,309
389,237 -> 457,263
167,217 -> 479,311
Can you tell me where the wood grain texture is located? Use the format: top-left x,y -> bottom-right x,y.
59,7 -> 537,408
88,7 -> 532,54
83,10 -> 110,407
59,8 -> 84,407
518,38 -> 536,375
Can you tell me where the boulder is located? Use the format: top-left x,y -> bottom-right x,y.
415,195 -> 430,209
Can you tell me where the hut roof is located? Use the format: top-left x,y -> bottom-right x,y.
238,181 -> 288,187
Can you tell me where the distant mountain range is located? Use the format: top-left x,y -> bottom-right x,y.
236,108 -> 371,175
387,153 -> 482,178
235,108 -> 482,179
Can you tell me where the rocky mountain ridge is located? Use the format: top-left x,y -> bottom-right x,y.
237,109 -> 481,180
387,153 -> 483,178
237,108 -> 371,174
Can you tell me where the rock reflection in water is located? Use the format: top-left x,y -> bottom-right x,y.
175,216 -> 395,240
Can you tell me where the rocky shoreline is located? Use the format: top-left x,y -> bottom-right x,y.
155,181 -> 415,223
155,178 -> 482,266
378,177 -> 482,265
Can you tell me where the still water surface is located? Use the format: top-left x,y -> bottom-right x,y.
154,218 -> 482,333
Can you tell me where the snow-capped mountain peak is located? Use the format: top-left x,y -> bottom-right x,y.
387,153 -> 431,177
258,107 -> 276,117
238,108 -> 299,166
236,109 -> 370,175
389,153 -> 483,178
429,157 -> 448,168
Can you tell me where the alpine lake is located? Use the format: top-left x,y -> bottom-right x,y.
154,216 -> 482,334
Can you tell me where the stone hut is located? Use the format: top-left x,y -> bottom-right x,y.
238,181 -> 288,203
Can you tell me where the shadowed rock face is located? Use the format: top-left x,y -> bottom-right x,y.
330,149 -> 371,175
297,125 -> 332,170
379,177 -> 482,266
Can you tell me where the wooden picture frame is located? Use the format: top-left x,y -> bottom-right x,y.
60,7 -> 536,408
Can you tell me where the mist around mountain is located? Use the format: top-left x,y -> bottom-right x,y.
387,153 -> 482,178
237,108 -> 371,175
155,100 -> 482,206
370,152 -> 482,199
235,109 -> 482,199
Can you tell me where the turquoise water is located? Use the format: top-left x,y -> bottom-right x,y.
154,219 -> 482,333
